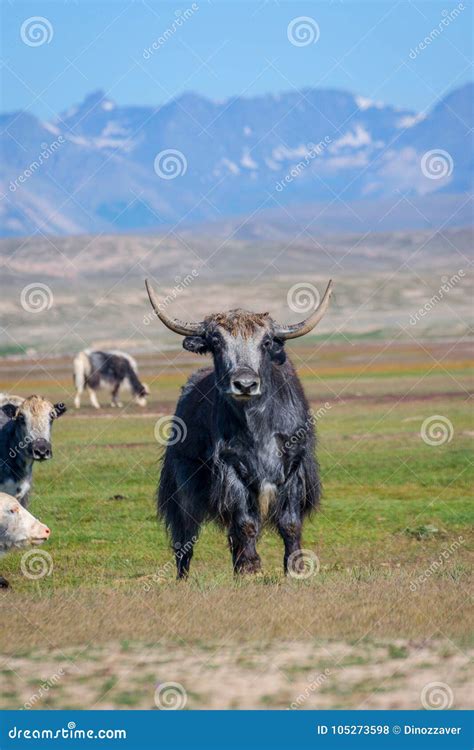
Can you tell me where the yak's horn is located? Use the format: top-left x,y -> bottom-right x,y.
274,280 -> 333,340
145,280 -> 202,336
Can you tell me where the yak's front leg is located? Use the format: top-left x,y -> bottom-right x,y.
277,472 -> 304,575
229,511 -> 262,574
110,382 -> 123,408
218,461 -> 261,575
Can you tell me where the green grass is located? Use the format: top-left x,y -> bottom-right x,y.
0,341 -> 472,655
1,380 -> 472,590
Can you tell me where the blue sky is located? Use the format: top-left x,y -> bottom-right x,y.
1,0 -> 472,119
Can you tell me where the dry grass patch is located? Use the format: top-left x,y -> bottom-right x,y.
1,639 -> 471,710
1,571 -> 472,654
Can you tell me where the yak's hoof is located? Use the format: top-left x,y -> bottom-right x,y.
0,576 -> 10,589
235,557 -> 262,575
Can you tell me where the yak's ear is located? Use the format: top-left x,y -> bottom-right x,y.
270,338 -> 286,365
183,335 -> 209,355
1,403 -> 18,420
52,402 -> 67,419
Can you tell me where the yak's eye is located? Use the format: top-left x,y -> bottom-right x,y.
262,338 -> 272,350
210,335 -> 221,349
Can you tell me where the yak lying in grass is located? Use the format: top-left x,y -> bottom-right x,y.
146,279 -> 332,578
0,491 -> 51,588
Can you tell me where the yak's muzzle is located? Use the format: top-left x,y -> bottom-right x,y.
230,369 -> 261,398
31,438 -> 52,461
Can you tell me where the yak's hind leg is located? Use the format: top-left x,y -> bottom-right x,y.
87,387 -> 100,409
158,457 -> 206,579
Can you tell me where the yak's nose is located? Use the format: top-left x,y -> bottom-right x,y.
230,370 -> 261,397
32,439 -> 52,461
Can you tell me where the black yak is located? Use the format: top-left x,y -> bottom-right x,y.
145,279 -> 333,577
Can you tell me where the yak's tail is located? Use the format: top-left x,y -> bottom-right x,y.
72,352 -> 91,408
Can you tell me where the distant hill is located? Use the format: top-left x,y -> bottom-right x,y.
0,83 -> 472,237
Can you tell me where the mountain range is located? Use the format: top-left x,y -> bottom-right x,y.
0,83 -> 472,237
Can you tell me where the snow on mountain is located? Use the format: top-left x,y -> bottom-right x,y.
0,83 -> 472,237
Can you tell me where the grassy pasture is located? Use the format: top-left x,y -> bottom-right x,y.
0,337 -> 472,709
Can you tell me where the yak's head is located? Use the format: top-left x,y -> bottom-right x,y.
0,492 -> 50,552
145,280 -> 333,403
3,395 -> 67,461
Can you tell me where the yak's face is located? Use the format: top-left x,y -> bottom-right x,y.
183,310 -> 286,401
7,396 -> 67,461
0,492 -> 50,552
134,383 -> 149,408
